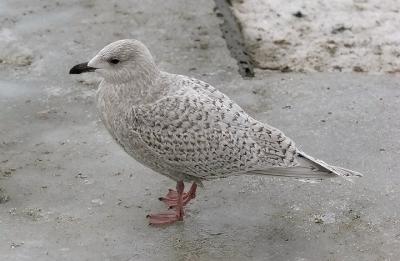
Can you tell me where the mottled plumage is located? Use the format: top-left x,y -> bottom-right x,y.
79,39 -> 362,185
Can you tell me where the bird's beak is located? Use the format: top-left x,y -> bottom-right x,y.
69,62 -> 97,74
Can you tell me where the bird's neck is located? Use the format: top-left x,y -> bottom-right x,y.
100,66 -> 166,106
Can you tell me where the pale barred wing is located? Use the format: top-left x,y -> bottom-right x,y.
129,93 -> 297,179
185,76 -> 298,165
187,78 -> 361,179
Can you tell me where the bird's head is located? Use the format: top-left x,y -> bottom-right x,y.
69,39 -> 158,83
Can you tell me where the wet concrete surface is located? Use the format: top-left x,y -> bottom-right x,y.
0,0 -> 399,260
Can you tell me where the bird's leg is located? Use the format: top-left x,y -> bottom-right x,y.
176,181 -> 184,220
159,182 -> 197,209
147,181 -> 185,225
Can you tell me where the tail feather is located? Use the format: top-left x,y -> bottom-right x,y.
247,167 -> 335,179
297,150 -> 363,180
245,150 -> 363,181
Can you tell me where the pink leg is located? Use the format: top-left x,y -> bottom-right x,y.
159,182 -> 197,209
147,181 -> 185,225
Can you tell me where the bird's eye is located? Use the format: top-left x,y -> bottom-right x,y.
109,58 -> 120,64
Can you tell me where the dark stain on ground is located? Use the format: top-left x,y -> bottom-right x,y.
293,11 -> 305,18
0,188 -> 10,203
331,25 -> 352,34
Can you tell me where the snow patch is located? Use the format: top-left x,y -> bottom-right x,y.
232,0 -> 400,73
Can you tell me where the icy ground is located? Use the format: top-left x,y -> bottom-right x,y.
232,0 -> 400,73
0,0 -> 400,260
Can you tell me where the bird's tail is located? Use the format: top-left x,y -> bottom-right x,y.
246,150 -> 363,181
295,150 -> 363,181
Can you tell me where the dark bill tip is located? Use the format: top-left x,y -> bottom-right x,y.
69,62 -> 97,74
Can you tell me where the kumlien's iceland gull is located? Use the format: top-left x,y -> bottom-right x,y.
70,39 -> 362,225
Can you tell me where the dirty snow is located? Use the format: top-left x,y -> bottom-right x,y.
231,0 -> 400,73
0,29 -> 33,66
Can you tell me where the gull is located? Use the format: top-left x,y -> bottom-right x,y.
70,39 -> 362,225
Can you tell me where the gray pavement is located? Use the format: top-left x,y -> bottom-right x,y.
0,0 -> 399,260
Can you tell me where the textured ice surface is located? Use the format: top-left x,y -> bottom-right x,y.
232,0 -> 400,73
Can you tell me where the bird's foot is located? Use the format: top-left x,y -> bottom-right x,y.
147,180 -> 189,225
147,211 -> 183,226
159,182 -> 197,209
